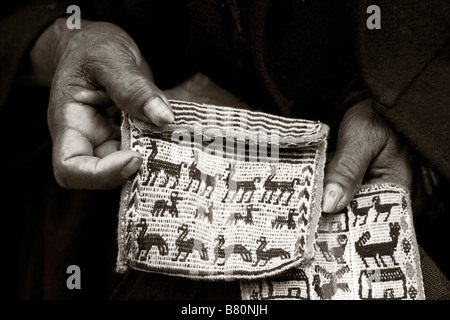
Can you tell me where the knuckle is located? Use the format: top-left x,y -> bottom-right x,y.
117,74 -> 155,110
52,154 -> 76,189
386,158 -> 414,187
327,155 -> 363,188
53,167 -> 71,189
127,78 -> 153,105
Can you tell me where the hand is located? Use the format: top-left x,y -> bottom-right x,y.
322,99 -> 414,213
32,18 -> 174,189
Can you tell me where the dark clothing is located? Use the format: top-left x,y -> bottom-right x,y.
1,0 -> 449,299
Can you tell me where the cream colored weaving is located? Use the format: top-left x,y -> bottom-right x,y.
240,184 -> 425,300
116,100 -> 328,280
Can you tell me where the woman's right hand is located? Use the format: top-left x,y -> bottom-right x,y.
29,18 -> 173,189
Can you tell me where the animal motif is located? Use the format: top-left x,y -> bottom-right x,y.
136,234 -> 169,260
272,209 -> 299,229
260,166 -> 300,205
184,151 -> 221,198
373,196 -> 398,222
128,219 -> 169,260
361,267 -> 407,300
172,224 -> 209,262
213,235 -> 252,265
355,222 -> 401,268
225,204 -> 259,225
266,268 -> 310,299
315,234 -> 348,263
318,208 -> 349,233
152,191 -> 183,217
222,163 -> 262,203
143,140 -> 186,188
350,198 -> 374,226
313,265 -> 350,300
253,236 -> 290,267
194,202 -> 214,223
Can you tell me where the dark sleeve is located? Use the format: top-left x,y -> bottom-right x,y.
353,0 -> 450,181
0,0 -> 67,110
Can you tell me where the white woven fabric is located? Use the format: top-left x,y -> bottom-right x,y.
240,183 -> 425,300
116,100 -> 329,280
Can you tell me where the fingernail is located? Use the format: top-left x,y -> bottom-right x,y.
121,157 -> 143,179
322,182 -> 344,213
143,96 -> 174,125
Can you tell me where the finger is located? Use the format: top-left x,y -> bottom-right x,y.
95,62 -> 174,126
92,122 -> 121,158
94,140 -> 121,158
322,100 -> 388,213
53,127 -> 142,189
71,88 -> 113,107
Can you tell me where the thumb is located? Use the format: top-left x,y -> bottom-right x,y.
96,60 -> 174,126
322,100 -> 388,213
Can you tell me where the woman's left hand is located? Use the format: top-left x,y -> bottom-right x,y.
322,98 -> 414,213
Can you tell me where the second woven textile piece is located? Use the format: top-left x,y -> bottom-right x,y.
240,184 -> 425,300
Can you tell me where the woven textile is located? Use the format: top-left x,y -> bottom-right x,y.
240,184 -> 425,300
116,100 -> 329,280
